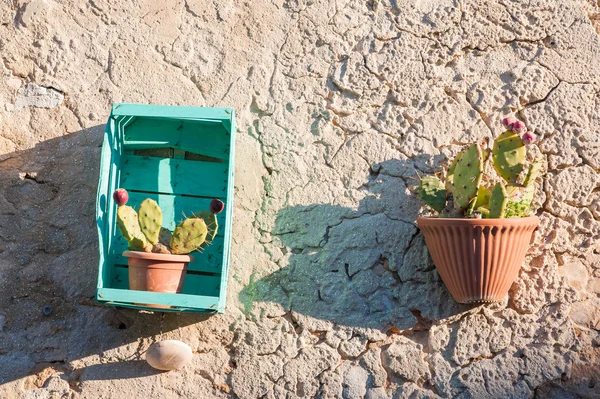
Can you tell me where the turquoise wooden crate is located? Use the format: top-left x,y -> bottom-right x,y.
95,103 -> 236,312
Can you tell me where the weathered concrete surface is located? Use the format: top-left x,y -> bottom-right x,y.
1,0 -> 599,397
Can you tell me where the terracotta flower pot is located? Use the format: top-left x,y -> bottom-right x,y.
123,251 -> 192,309
416,216 -> 539,304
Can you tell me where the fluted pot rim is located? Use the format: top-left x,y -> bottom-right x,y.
123,250 -> 193,263
416,215 -> 539,227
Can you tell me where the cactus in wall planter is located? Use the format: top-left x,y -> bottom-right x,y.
415,118 -> 543,304
113,189 -> 224,308
417,117 -> 541,219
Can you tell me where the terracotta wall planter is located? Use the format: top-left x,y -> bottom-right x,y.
416,216 -> 539,304
123,251 -> 192,309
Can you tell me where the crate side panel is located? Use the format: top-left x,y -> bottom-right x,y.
112,103 -> 233,121
123,118 -> 231,160
120,155 -> 228,198
96,133 -> 112,289
217,111 -> 237,311
97,302 -> 215,313
97,288 -> 220,310
100,116 -> 127,291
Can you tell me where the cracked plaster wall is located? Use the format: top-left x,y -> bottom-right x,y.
1,0 -> 600,398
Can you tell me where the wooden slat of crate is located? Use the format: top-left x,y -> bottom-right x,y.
97,288 -> 220,311
124,191 -> 227,231
120,154 -> 228,198
110,266 -> 221,297
112,103 -> 233,121
110,234 -> 225,274
122,117 -> 230,161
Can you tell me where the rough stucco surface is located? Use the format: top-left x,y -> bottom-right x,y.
1,0 -> 600,398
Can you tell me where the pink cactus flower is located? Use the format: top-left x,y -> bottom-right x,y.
521,131 -> 536,145
501,117 -> 515,128
511,120 -> 526,134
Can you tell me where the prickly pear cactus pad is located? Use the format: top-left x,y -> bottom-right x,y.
191,210 -> 219,246
116,205 -> 148,250
523,159 -> 544,187
474,185 -> 491,209
444,148 -> 464,193
170,218 -> 209,255
489,183 -> 508,218
452,143 -> 483,211
492,131 -> 526,183
417,176 -> 446,212
138,198 -> 163,245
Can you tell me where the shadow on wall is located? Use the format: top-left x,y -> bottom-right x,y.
0,126 -> 211,386
69,360 -> 164,381
240,159 -> 474,332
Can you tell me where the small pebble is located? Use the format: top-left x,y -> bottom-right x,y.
146,340 -> 193,371
42,305 -> 52,316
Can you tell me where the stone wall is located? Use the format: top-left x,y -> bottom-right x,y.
1,0 -> 599,398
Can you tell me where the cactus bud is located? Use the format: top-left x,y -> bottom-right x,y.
480,139 -> 488,150
511,120 -> 526,134
501,117 -> 515,128
210,199 -> 225,214
522,131 -> 536,145
113,188 -> 129,206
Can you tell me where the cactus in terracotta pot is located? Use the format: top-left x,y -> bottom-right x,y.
113,190 -> 226,307
415,118 -> 544,304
